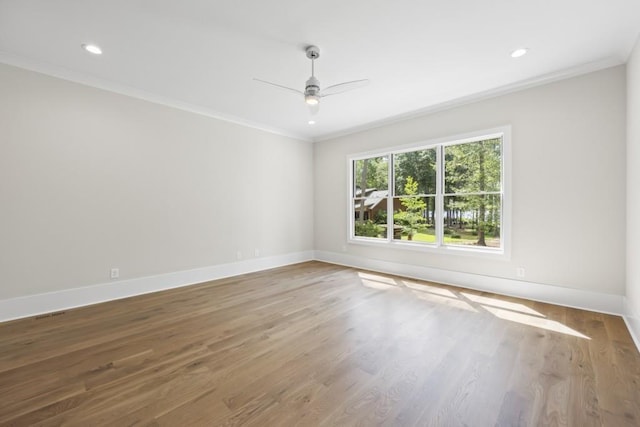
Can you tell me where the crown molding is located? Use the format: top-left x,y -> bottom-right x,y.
0,50 -> 623,145
313,56 -> 624,142
0,51 -> 312,143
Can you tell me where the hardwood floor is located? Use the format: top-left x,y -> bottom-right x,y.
0,261 -> 638,426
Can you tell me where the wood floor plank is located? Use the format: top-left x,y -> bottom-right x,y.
0,261 -> 638,426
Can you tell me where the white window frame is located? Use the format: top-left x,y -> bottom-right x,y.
347,126 -> 511,259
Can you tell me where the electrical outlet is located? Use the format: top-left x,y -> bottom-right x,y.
516,267 -> 525,278
236,251 -> 243,260
254,248 -> 260,257
110,268 -> 120,279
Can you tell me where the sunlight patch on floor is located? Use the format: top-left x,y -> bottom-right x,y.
360,279 -> 397,290
410,290 -> 478,312
461,292 -> 544,317
355,271 -> 590,339
402,280 -> 458,298
357,272 -> 398,286
483,306 -> 590,339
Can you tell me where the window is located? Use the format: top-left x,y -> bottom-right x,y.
349,128 -> 509,255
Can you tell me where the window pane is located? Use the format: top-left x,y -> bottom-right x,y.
392,196 -> 435,243
353,199 -> 387,239
443,195 -> 501,248
394,149 -> 436,196
353,156 -> 388,196
444,138 -> 501,194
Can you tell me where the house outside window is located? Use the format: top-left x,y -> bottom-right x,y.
349,127 -> 511,257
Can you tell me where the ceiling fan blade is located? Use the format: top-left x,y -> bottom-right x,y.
321,79 -> 369,97
253,78 -> 304,96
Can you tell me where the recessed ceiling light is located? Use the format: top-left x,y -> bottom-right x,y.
82,43 -> 102,55
510,48 -> 528,58
308,120 -> 316,125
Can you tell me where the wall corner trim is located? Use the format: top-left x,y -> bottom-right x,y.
0,251 -> 314,323
313,250 -> 625,316
623,298 -> 640,353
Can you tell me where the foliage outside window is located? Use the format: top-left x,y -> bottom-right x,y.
351,131 -> 506,253
353,156 -> 388,239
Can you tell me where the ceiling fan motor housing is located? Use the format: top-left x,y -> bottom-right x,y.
305,76 -> 320,96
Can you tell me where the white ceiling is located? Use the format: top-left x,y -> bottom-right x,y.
1,1 -> 639,141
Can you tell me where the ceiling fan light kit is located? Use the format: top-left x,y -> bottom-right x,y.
305,94 -> 320,105
255,45 -> 369,114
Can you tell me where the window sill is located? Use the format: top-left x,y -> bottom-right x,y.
348,237 -> 510,260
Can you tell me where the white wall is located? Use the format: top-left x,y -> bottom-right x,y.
0,61 -> 631,319
0,63 -> 314,300
626,37 -> 640,341
315,66 -> 627,296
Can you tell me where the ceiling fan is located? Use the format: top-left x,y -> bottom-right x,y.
254,45 -> 369,114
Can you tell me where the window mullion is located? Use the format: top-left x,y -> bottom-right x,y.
387,154 -> 394,243
436,145 -> 444,247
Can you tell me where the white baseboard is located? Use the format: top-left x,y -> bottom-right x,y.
0,251 -> 314,323
0,249 -> 629,336
623,298 -> 640,353
314,250 -> 624,316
